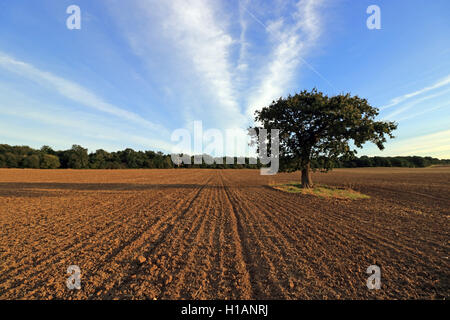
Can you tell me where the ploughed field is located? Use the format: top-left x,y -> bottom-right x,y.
0,167 -> 448,300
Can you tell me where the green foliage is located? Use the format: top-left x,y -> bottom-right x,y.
250,89 -> 398,173
5,152 -> 19,168
64,145 -> 89,169
40,145 -> 56,155
89,149 -> 110,169
334,155 -> 446,168
0,154 -> 5,168
0,143 -> 448,169
22,155 -> 40,168
40,154 -> 61,169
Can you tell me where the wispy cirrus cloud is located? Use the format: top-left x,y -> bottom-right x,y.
396,102 -> 450,122
383,87 -> 450,119
111,0 -> 330,128
0,52 -> 168,135
162,0 -> 247,127
381,74 -> 450,110
111,0 -> 247,130
1,107 -> 175,152
0,85 -> 176,152
236,0 -> 250,76
246,0 -> 328,118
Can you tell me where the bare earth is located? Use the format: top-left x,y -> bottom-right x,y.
0,167 -> 448,300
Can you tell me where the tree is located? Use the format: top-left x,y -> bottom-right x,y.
250,89 -> 397,188
40,145 -> 56,155
22,155 -> 40,168
4,152 -> 19,168
90,149 -> 111,169
0,154 -> 6,168
120,148 -> 139,168
40,154 -> 60,169
411,156 -> 428,167
357,156 -> 374,167
65,145 -> 89,169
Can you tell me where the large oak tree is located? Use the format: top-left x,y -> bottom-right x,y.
250,89 -> 397,188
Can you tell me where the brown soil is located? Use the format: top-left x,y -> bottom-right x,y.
0,167 -> 448,300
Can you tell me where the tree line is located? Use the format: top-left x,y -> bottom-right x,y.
0,144 -> 261,169
328,155 -> 450,168
0,143 -> 448,169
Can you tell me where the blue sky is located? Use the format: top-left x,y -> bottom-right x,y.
0,0 -> 449,158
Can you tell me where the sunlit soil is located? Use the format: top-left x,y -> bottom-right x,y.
0,167 -> 448,299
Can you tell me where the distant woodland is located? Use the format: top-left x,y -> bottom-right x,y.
1,144 -> 449,169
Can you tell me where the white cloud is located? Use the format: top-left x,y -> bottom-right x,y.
111,0 -> 330,130
0,52 -> 168,135
237,0 -> 250,75
381,74 -> 450,110
246,0 -> 326,118
114,0 -> 247,130
383,87 -> 450,119
396,102 -> 450,122
164,0 -> 245,125
0,98 -> 176,153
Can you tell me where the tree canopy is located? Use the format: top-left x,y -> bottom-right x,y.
250,89 -> 398,187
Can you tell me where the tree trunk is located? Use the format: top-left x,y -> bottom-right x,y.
301,162 -> 313,188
